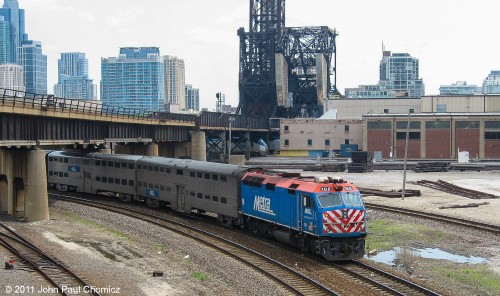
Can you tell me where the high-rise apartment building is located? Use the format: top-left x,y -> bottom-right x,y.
483,70 -> 500,94
101,47 -> 164,111
164,55 -> 185,110
0,63 -> 23,93
18,40 -> 46,94
439,81 -> 481,96
185,84 -> 199,111
379,51 -> 424,97
345,49 -> 424,98
0,0 -> 27,63
54,52 -> 95,99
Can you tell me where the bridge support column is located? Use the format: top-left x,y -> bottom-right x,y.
25,149 -> 49,221
191,132 -> 206,161
146,143 -> 159,157
0,149 -> 15,215
0,149 -> 14,214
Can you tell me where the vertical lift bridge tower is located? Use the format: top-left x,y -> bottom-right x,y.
237,0 -> 339,118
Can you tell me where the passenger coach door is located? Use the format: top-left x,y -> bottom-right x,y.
176,185 -> 187,212
84,170 -> 91,193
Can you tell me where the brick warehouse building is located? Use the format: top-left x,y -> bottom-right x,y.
363,113 -> 500,160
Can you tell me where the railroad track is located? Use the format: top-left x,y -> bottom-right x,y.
0,221 -> 100,296
333,261 -> 440,296
365,203 -> 500,235
409,179 -> 499,199
49,193 -> 338,296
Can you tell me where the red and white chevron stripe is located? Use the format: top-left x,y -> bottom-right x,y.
322,209 -> 365,234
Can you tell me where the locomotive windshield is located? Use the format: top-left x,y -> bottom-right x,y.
317,192 -> 363,208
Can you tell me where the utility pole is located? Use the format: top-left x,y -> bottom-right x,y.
402,113 -> 411,199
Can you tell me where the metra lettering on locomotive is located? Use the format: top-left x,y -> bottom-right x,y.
47,151 -> 366,260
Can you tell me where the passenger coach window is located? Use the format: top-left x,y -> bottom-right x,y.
96,176 -> 101,182
121,163 -> 127,168
221,197 -> 227,204
189,172 -> 195,177
128,180 -> 134,186
84,159 -> 90,165
212,175 -> 219,181
160,185 -> 165,191
160,167 -> 165,173
102,162 -> 107,167
64,158 -> 68,163
121,179 -> 127,185
59,172 -> 63,177
197,172 -> 202,178
102,177 -> 107,183
115,178 -> 119,184
114,162 -> 120,168
138,165 -> 142,170
220,176 -> 227,182
138,181 -> 142,187
204,173 -> 210,179
49,171 -> 53,176
108,161 -> 113,167
49,157 -> 53,162
154,166 -> 159,172
197,193 -> 202,199
148,166 -> 153,171
128,163 -> 134,169
177,170 -> 183,175
213,196 -> 218,202
96,160 -> 101,166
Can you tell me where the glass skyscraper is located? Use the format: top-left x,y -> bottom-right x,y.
0,0 -> 28,63
54,52 -> 95,99
185,84 -> 199,111
18,39 -> 47,94
101,47 -> 164,111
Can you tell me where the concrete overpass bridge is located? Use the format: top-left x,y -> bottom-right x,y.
0,89 -> 274,221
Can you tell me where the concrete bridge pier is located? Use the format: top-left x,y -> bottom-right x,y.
145,143 -> 159,157
25,149 -> 49,221
0,148 -> 49,221
190,131 -> 206,161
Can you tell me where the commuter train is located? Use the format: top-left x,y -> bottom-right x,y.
47,151 -> 366,260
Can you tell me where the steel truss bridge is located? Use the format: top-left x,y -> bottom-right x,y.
238,0 -> 338,118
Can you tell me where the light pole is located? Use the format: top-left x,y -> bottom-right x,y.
228,116 -> 235,163
402,112 -> 411,199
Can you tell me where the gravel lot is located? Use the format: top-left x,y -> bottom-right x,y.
0,166 -> 499,295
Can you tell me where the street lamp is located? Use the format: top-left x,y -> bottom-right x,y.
228,116 -> 235,163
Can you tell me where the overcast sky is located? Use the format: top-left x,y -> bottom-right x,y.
20,0 -> 499,110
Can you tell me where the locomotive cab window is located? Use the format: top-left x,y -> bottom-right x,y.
317,193 -> 342,208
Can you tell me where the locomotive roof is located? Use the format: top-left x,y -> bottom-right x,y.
138,156 -> 250,176
243,171 -> 358,193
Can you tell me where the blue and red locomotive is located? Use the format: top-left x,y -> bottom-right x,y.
47,151 -> 366,260
241,171 -> 366,260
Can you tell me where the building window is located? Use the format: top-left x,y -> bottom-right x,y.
325,139 -> 330,146
383,108 -> 389,114
345,139 -> 350,145
284,139 -> 289,146
284,125 -> 289,133
307,139 -> 312,146
409,108 -> 415,114
345,125 -> 350,132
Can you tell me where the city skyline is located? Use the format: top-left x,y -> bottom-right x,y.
17,0 -> 500,109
